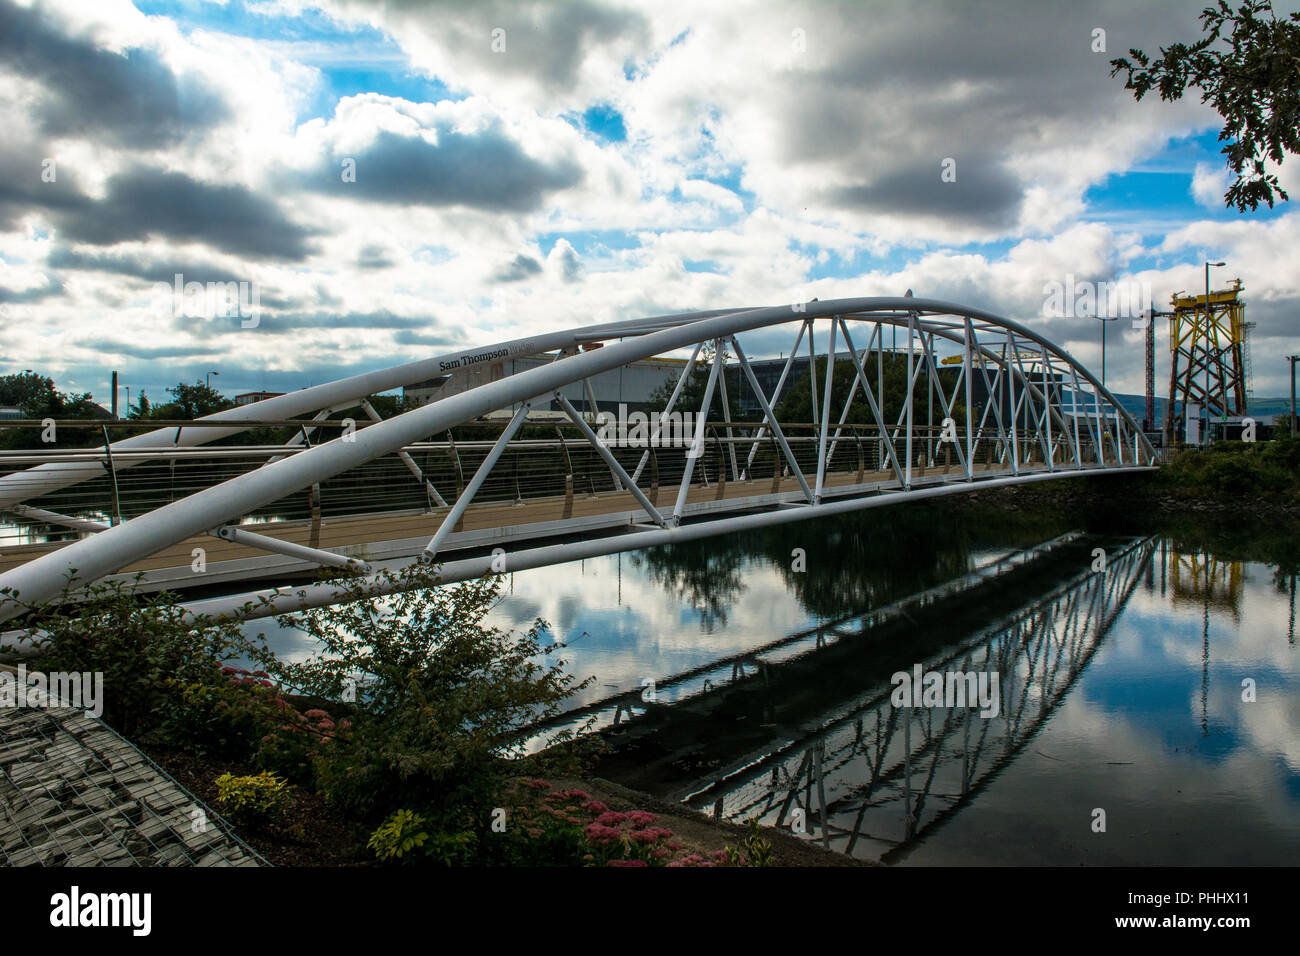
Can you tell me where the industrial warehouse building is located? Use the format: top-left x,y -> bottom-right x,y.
399,346 -> 1176,433
402,352 -> 690,417
402,348 -> 885,420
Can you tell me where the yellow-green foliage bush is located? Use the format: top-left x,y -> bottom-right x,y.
367,809 -> 429,862
367,809 -> 477,866
215,770 -> 291,829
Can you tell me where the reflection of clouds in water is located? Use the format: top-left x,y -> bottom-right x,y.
237,618 -> 319,667
556,594 -> 582,633
904,565 -> 1300,866
1227,570 -> 1297,671
1086,611 -> 1297,761
211,525 -> 1298,865
1124,564 -> 1299,675
1208,670 -> 1300,774
914,683 -> 1300,865
1061,566 -> 1300,809
498,596 -> 542,627
484,553 -> 816,708
230,508 -> 993,678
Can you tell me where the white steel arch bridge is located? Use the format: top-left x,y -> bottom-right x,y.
0,295 -> 1156,633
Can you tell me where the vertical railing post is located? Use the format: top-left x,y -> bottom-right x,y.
963,317 -> 974,480
1006,332 -> 1019,475
100,425 -> 122,527
815,317 -> 838,502
807,319 -> 820,428
905,296 -> 916,489
672,340 -> 724,524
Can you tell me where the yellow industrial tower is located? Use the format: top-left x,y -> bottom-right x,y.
1164,279 -> 1248,445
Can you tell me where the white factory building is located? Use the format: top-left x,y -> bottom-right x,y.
402,351 -> 689,418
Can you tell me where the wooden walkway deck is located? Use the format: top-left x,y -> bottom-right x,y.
0,460 -> 1044,593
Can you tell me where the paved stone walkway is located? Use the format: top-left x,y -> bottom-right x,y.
0,705 -> 262,866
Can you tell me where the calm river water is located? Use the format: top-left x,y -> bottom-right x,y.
245,500 -> 1300,865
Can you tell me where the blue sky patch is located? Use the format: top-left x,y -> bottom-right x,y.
581,103 -> 628,143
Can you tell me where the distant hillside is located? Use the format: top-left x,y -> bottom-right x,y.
1064,391 -> 1291,426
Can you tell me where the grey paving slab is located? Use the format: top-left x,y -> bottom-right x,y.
0,705 -> 263,867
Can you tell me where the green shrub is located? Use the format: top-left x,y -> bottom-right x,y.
1155,438 -> 1300,502
159,672 -> 285,759
423,830 -> 478,866
6,579 -> 274,741
267,563 -> 591,824
255,718 -> 327,787
214,770 -> 291,829
367,809 -> 430,862
4,556 -> 596,864
724,818 -> 775,867
367,810 -> 478,866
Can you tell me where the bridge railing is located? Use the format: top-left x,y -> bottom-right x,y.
0,418 -> 1129,551
0,297 -> 1157,624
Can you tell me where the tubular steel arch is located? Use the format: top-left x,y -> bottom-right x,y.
0,297 -> 1156,628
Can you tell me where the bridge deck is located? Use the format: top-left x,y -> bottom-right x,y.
0,459 -> 1089,594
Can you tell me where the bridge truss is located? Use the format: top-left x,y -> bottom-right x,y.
0,296 -> 1156,633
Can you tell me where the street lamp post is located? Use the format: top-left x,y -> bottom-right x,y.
1093,314 -> 1119,389
1289,354 -> 1299,438
206,370 -> 220,390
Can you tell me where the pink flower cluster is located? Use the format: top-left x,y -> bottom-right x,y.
220,665 -> 275,689
579,808 -> 681,865
583,823 -> 622,845
666,854 -> 716,868
628,826 -> 674,846
303,708 -> 336,731
594,809 -> 657,828
513,779 -> 748,868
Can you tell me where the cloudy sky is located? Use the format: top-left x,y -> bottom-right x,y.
1,0 -> 1297,407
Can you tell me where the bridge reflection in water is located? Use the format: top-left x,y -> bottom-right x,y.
565,533 -> 1156,863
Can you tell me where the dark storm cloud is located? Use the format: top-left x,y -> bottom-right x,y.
493,254 -> 543,282
0,0 -> 227,149
168,309 -> 464,344
393,328 -> 463,348
0,142 -> 89,230
56,167 -> 320,261
828,159 -> 1024,228
813,0 -> 1201,91
356,244 -> 395,269
247,310 -> 452,334
766,0 -> 1212,230
0,9 -> 306,262
553,242 -> 581,283
79,338 -> 220,360
334,0 -> 649,93
1240,295 -> 1300,341
46,246 -> 245,285
307,127 -> 582,212
242,284 -> 348,313
0,276 -> 63,303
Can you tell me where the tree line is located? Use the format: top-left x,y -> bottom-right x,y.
0,371 -> 404,449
